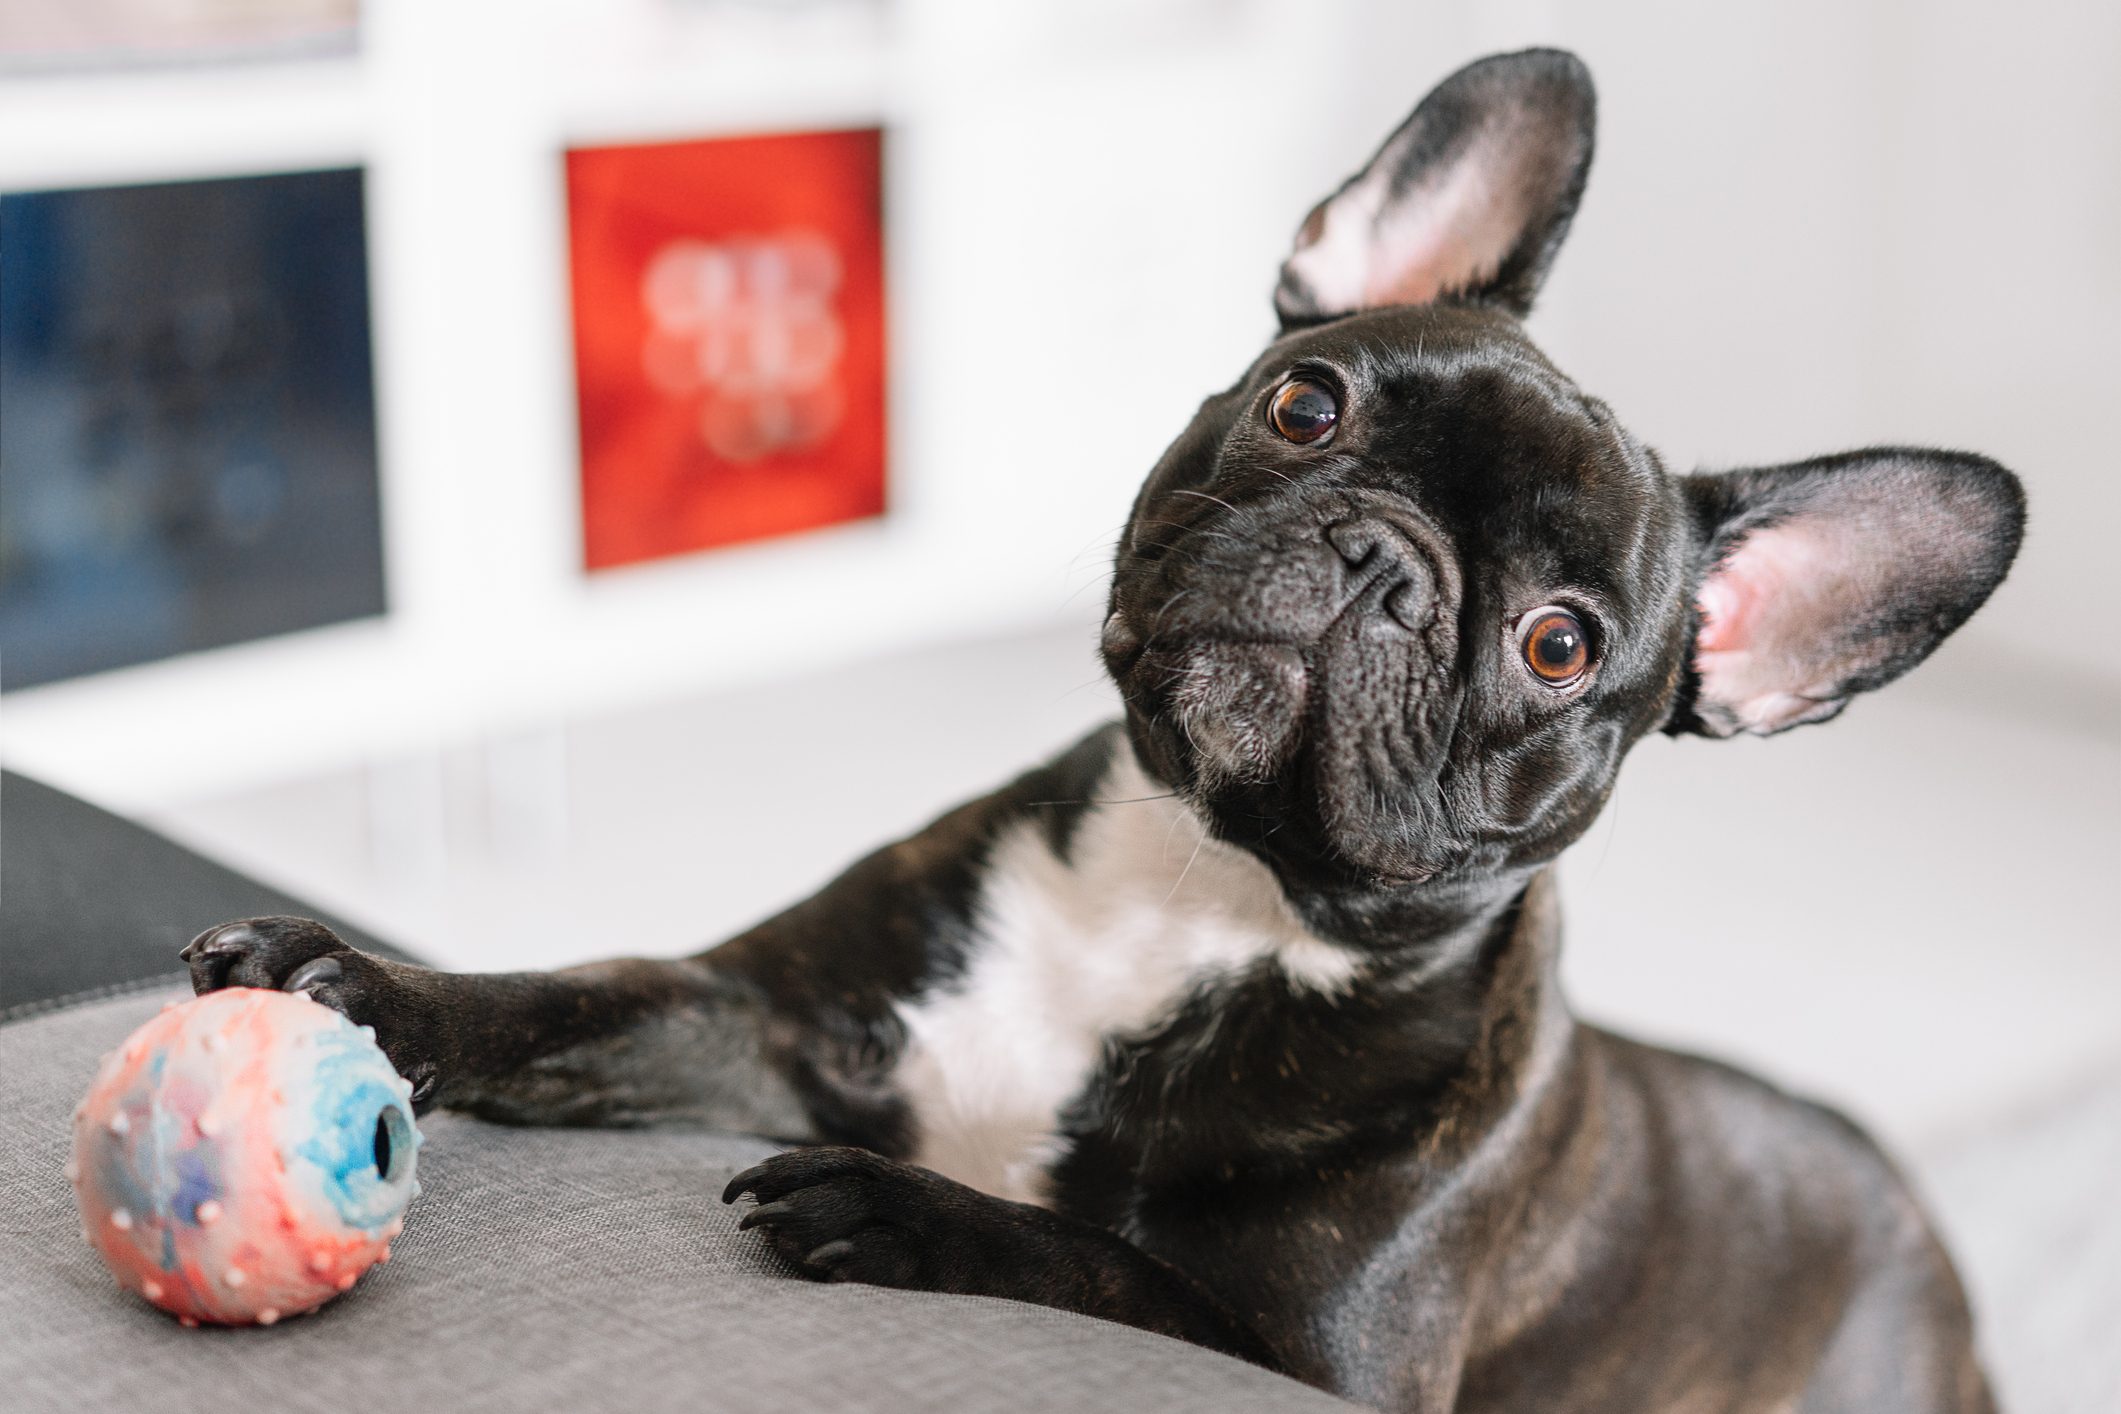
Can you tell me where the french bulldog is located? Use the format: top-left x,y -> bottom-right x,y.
185,49 -> 2022,1413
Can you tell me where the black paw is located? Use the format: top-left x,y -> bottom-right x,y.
184,916 -> 352,995
181,917 -> 441,1105
722,1147 -> 986,1289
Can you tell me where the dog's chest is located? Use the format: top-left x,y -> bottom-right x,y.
888,750 -> 1358,1205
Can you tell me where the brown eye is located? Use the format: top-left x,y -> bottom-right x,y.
1519,607 -> 1592,685
1268,379 -> 1338,444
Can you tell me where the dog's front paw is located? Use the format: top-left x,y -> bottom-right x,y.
181,916 -> 442,1105
722,1147 -> 982,1289
184,915 -> 355,995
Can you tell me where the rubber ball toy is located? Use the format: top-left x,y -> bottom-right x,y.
68,987 -> 423,1326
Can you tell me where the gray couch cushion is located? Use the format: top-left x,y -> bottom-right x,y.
0,769 -> 412,1015
2,986 -> 1357,1413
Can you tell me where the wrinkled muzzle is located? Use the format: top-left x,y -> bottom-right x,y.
1105,489 -> 1464,851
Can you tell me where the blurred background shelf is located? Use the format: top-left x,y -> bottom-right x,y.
0,60 -> 370,190
0,0 -> 1337,805
7,1 -> 2117,815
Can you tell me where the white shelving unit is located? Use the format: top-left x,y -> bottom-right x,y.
0,0 -> 1390,811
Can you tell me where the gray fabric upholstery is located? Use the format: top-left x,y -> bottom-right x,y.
1,769 -> 412,1016
2,987 -> 1357,1413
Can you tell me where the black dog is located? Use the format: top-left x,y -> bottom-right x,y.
184,50 -> 2021,1413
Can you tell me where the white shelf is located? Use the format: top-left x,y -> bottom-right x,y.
0,0 -> 1339,812
0,58 -> 371,190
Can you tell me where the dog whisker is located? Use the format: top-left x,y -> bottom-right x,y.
1168,488 -> 1240,516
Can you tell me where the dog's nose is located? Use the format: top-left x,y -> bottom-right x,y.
1326,519 -> 1390,570
1323,515 -> 1454,636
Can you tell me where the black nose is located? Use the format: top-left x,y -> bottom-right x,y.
1322,514 -> 1457,638
1326,519 -> 1391,570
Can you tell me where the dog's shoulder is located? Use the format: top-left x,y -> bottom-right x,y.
1585,1028 -> 1955,1275
1598,1033 -> 1987,1405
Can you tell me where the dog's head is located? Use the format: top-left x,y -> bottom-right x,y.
1103,50 -> 2024,896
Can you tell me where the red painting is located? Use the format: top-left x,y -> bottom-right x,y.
566,128 -> 886,571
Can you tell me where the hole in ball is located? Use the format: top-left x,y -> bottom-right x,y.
372,1106 -> 413,1182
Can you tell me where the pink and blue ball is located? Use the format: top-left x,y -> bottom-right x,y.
69,988 -> 423,1326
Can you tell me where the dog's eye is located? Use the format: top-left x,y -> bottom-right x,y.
1519,608 -> 1591,686
1268,379 -> 1338,445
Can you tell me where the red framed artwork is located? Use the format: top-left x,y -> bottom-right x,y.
566,128 -> 886,571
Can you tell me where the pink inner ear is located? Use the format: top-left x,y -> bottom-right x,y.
1692,520 -> 1854,734
1694,574 -> 1748,654
1284,122 -> 1554,317
1364,160 -> 1521,308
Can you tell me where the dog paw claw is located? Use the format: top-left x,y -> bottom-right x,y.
737,1200 -> 795,1232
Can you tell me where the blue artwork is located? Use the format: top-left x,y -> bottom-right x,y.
0,167 -> 386,691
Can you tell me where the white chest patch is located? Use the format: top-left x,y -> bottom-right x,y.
891,742 -> 1362,1205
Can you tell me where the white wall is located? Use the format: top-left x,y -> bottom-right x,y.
1498,1 -> 2116,683
3,0 -> 2112,812
0,0 -> 1320,806
970,0 -> 2121,700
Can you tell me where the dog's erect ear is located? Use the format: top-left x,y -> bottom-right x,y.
1670,451 -> 2025,738
1274,48 -> 1595,326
